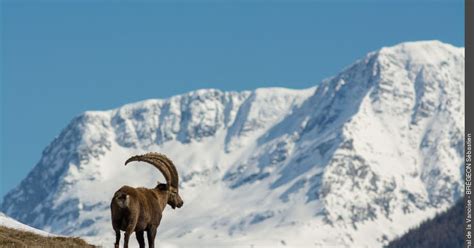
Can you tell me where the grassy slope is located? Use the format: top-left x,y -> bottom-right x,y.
0,226 -> 95,248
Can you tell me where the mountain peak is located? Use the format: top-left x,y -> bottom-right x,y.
377,40 -> 464,65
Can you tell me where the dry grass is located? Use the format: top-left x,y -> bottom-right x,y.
0,226 -> 95,248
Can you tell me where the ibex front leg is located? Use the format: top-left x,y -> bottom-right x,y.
136,230 -> 145,248
146,225 -> 158,248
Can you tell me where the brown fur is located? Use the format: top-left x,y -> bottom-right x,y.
110,153 -> 183,248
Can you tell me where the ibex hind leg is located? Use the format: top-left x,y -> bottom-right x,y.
124,217 -> 139,248
114,228 -> 120,248
146,226 -> 158,248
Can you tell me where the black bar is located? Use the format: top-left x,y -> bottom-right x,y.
466,0 -> 473,248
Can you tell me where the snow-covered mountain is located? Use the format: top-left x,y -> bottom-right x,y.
1,40 -> 464,247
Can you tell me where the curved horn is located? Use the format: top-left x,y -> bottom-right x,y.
125,153 -> 172,187
140,153 -> 179,190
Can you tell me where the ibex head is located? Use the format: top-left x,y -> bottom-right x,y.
167,186 -> 184,209
125,152 -> 184,209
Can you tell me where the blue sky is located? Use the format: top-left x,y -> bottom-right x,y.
0,1 -> 464,199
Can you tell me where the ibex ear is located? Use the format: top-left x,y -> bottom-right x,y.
156,183 -> 167,191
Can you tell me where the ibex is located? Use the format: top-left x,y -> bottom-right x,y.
110,153 -> 184,248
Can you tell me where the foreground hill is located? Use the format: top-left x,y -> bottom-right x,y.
0,226 -> 94,247
0,212 -> 93,247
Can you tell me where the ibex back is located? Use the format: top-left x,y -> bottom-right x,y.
110,153 -> 183,248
